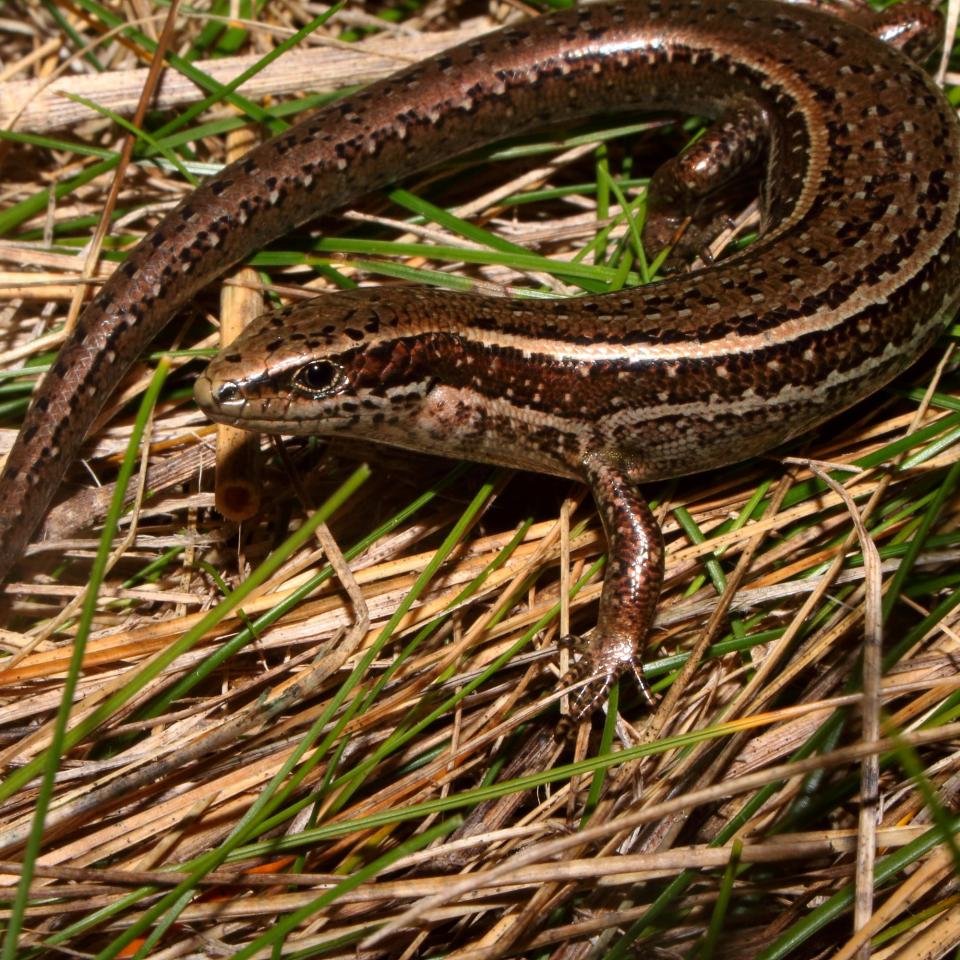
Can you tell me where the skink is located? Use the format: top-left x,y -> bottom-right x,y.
3,0 -> 958,717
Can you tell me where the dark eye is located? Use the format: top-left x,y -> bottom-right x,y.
293,359 -> 345,396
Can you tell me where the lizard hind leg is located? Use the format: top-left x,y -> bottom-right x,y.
641,103 -> 769,271
641,1 -> 944,273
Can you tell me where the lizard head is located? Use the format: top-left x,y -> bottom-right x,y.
194,288 -> 454,444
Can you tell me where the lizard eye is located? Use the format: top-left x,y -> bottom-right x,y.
293,359 -> 346,397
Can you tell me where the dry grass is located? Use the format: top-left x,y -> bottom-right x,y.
0,2 -> 958,958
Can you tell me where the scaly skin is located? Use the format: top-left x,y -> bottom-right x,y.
3,0 -> 958,713
195,0 -> 959,713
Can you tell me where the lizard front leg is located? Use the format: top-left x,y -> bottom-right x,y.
560,454 -> 665,731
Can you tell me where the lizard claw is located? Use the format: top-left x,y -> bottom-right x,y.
555,634 -> 655,738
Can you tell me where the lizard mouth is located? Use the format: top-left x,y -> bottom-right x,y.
194,373 -> 353,434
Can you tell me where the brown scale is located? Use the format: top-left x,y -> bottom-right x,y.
4,1 -> 960,736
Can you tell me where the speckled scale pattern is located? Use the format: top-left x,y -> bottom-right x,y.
4,0 -> 960,720
194,1 -> 960,719
1,0 -> 808,577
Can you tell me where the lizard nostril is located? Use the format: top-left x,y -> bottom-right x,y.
215,382 -> 242,405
